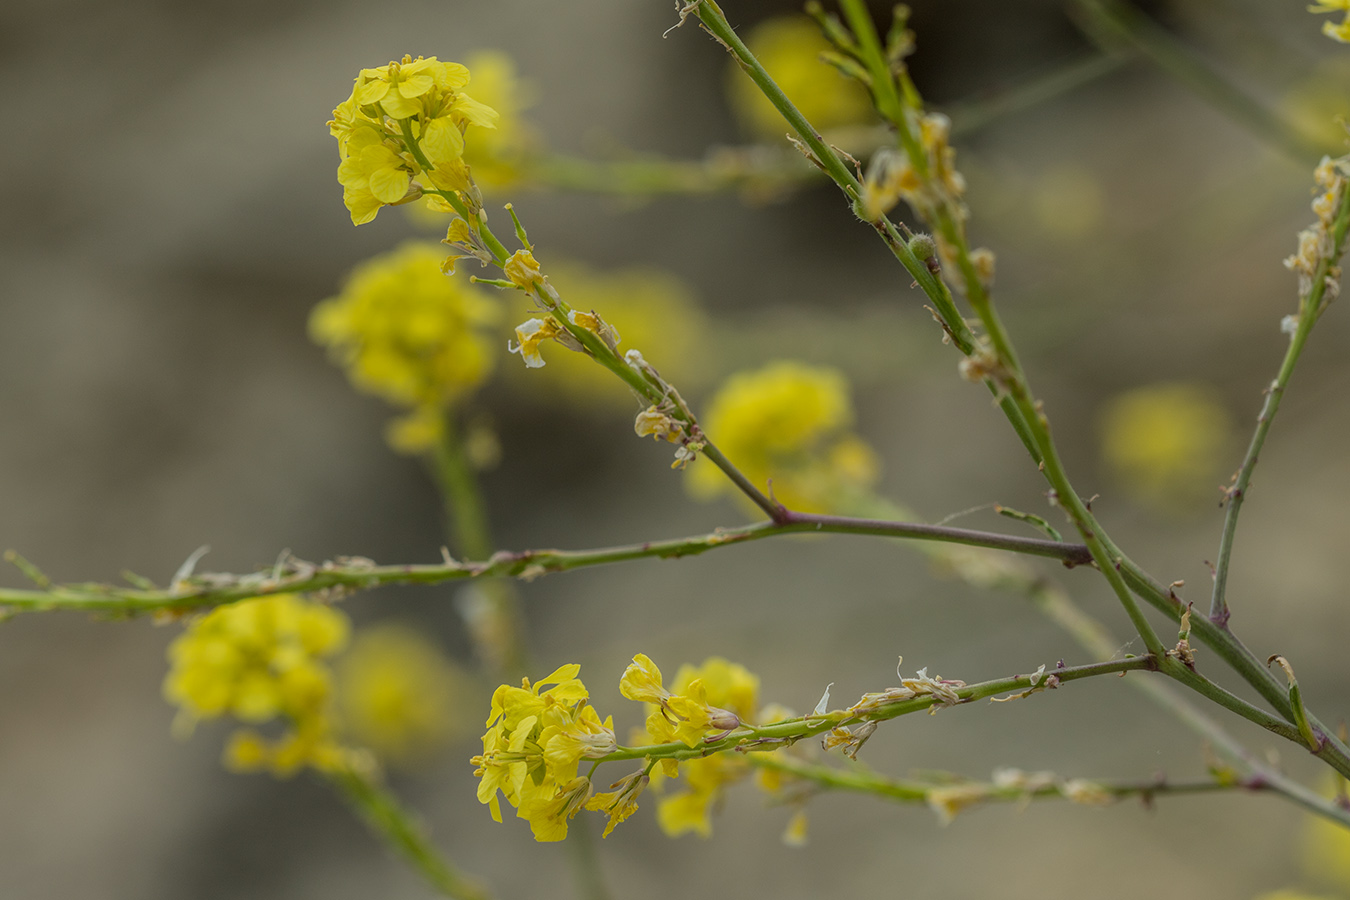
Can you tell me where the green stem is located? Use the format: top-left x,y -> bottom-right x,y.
750,753 -> 1243,806
0,514 -> 1093,615
330,767 -> 490,900
564,815 -> 612,900
603,655 -> 1157,763
1211,180 -> 1350,624
433,413 -> 494,561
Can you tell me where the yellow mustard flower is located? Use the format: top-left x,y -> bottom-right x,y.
686,360 -> 880,514
1098,381 -> 1231,512
310,241 -> 500,420
329,55 -> 498,225
335,623 -> 465,769
625,656 -> 762,838
727,16 -> 875,140
163,594 -> 353,777
503,262 -> 709,407
472,664 -> 617,842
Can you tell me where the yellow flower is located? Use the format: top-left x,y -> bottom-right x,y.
686,361 -> 880,513
503,249 -> 542,289
1098,382 -> 1231,513
1310,1 -> 1350,42
330,55 -> 498,225
310,242 -> 500,415
473,664 -> 615,841
336,623 -> 465,769
630,656 -> 762,838
727,16 -> 875,139
586,770 -> 649,838
163,594 -> 352,777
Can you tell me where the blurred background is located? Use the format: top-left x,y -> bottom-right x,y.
2,0 -> 1349,897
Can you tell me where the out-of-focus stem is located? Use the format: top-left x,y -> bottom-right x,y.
331,767 -> 490,900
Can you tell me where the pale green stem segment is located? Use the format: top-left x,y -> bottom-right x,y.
1211,183 -> 1350,624
331,767 -> 491,900
0,516 -> 1092,615
602,656 -> 1156,764
750,753 -> 1242,806
1067,0 -> 1323,162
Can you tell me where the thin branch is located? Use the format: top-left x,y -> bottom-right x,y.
0,515 -> 1093,616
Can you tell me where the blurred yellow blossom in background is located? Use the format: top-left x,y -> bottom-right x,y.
1098,381 -> 1231,511
460,51 -> 539,190
163,594 -> 354,777
727,16 -> 875,140
687,360 -> 879,513
1310,1 -> 1350,43
310,242 -> 500,454
336,623 -> 466,769
1284,58 -> 1350,153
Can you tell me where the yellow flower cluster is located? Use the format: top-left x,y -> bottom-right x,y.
623,656 -> 762,838
1098,381 -> 1231,512
471,664 -> 618,841
310,242 -> 500,451
472,655 -> 777,842
727,16 -> 875,139
687,360 -> 880,513
861,112 -> 965,224
163,594 -> 353,777
1311,0 -> 1350,43
329,55 -> 498,225
336,624 -> 465,770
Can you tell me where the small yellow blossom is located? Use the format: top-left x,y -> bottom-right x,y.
1310,0 -> 1350,42
164,594 -> 353,777
635,406 -> 684,443
686,361 -> 879,514
1098,382 -> 1232,512
310,242 -> 500,417
782,809 -> 809,846
503,249 -> 543,289
727,16 -> 875,140
508,316 -> 580,368
1060,779 -> 1115,807
587,770 -> 649,838
336,623 -> 465,769
626,656 -> 761,838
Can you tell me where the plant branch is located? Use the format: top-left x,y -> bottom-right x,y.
0,515 -> 1093,616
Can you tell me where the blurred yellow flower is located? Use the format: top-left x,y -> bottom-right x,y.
727,16 -> 875,139
164,594 -> 353,777
1284,58 -> 1350,153
310,242 -> 500,420
460,51 -> 539,190
1310,1 -> 1350,43
503,262 -> 709,406
1098,382 -> 1231,511
687,360 -> 879,513
336,623 -> 466,769
1302,792 -> 1350,893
